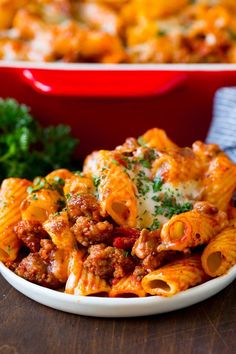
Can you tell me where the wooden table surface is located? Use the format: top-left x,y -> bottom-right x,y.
0,275 -> 235,354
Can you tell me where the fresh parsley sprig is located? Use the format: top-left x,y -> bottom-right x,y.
0,98 -> 78,180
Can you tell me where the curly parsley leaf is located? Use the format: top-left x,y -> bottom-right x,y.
0,98 -> 78,180
154,193 -> 193,219
148,219 -> 160,231
93,176 -> 101,188
153,176 -> 163,193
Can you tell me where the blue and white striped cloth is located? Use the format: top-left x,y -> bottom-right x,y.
206,87 -> 236,162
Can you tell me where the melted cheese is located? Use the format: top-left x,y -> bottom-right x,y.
28,32 -> 53,61
132,168 -> 202,229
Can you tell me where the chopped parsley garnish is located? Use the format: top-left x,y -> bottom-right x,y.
33,176 -> 41,185
140,159 -> 151,169
111,158 -> 119,165
27,179 -> 46,194
135,171 -> 151,196
154,193 -> 193,218
148,149 -> 156,161
93,176 -> 101,188
152,195 -> 160,202
27,177 -> 65,195
157,29 -> 167,37
228,29 -> 236,41
123,250 -> 129,257
148,219 -> 160,231
32,194 -> 38,200
74,170 -> 83,177
137,136 -> 146,146
138,148 -> 156,169
120,156 -> 133,170
0,200 -> 7,209
49,181 -> 64,195
153,176 -> 163,192
53,176 -> 65,186
53,211 -> 61,216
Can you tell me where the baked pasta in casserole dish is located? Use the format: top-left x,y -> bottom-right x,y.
1,0 -> 236,63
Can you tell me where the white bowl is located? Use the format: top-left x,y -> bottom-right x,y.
0,262 -> 235,318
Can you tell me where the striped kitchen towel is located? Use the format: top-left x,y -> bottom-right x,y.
206,87 -> 236,162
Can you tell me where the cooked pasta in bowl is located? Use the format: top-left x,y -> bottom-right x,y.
0,127 -> 235,316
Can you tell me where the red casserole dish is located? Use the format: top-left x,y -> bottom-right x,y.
0,62 -> 236,159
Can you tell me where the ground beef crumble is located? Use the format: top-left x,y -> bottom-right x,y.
71,216 -> 113,246
84,244 -> 135,279
15,253 -> 62,289
67,193 -> 101,221
15,239 -> 68,288
15,220 -> 48,252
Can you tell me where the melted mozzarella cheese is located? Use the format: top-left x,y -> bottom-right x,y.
134,178 -> 202,229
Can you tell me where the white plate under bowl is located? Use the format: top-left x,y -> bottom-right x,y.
0,262 -> 235,318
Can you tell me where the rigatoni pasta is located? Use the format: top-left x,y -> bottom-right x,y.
0,178 -> 31,261
141,255 -> 207,297
65,250 -> 111,296
84,150 -> 137,227
21,185 -> 62,224
43,211 -> 76,251
109,274 -> 146,297
159,204 -> 228,252
70,268 -> 111,296
1,127 -> 236,298
202,155 -> 236,211
201,227 -> 236,277
140,128 -> 177,151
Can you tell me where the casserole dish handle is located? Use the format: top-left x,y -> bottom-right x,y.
20,69 -> 187,97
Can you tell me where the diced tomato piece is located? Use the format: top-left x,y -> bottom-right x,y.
113,236 -> 136,250
113,227 -> 140,238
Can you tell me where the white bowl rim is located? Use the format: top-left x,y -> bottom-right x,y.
0,261 -> 235,307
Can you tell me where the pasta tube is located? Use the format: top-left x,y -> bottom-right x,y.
192,141 -> 222,168
65,250 -> 84,294
84,150 -> 137,227
141,255 -> 208,297
202,155 -> 236,211
99,164 -> 137,227
159,205 -> 227,251
43,211 -> 76,251
201,227 -> 236,277
65,251 -> 110,296
21,179 -> 62,223
151,148 -> 202,183
63,175 -> 94,196
21,189 -> 61,223
73,268 -> 111,296
140,128 -> 177,151
46,169 -> 73,181
109,274 -> 146,297
0,178 -> 31,261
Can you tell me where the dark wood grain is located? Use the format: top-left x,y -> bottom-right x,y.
0,275 -> 235,354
